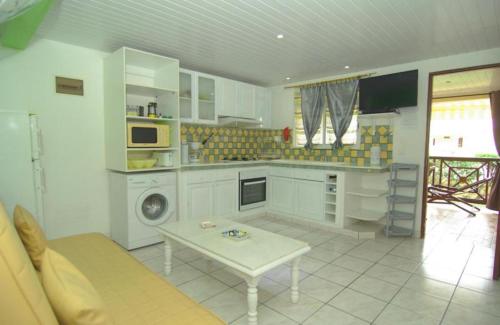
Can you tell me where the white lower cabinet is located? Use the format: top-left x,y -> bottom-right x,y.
180,166 -> 343,225
295,179 -> 324,220
187,183 -> 213,219
270,176 -> 296,213
213,179 -> 238,217
181,170 -> 238,219
269,168 -> 327,222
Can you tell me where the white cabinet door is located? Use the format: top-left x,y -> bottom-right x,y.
180,70 -> 219,124
255,87 -> 271,128
197,73 -> 217,124
296,180 -> 324,220
270,176 -> 295,214
180,70 -> 194,122
213,179 -> 238,217
220,78 -> 238,116
237,82 -> 255,119
187,182 -> 213,219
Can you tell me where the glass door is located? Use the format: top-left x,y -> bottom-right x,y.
197,75 -> 216,122
180,71 -> 193,120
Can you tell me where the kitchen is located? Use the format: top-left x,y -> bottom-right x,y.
99,47 -> 400,241
2,2 -> 500,324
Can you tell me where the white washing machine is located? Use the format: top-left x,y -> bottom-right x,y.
109,172 -> 177,250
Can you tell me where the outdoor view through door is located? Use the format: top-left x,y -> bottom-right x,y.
424,65 -> 500,280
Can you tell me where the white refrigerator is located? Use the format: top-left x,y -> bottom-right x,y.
0,111 -> 45,228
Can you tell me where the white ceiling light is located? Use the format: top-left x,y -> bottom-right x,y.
285,77 -> 291,80
344,65 -> 350,69
276,34 -> 284,39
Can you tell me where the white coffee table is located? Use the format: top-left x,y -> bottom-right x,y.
156,219 -> 311,325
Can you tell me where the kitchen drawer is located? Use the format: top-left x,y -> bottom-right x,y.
269,167 -> 294,178
216,170 -> 238,181
293,168 -> 324,182
186,171 -> 214,184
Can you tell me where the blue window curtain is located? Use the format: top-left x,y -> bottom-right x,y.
325,80 -> 359,148
300,86 -> 325,149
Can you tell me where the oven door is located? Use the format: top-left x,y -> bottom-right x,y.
239,177 -> 266,211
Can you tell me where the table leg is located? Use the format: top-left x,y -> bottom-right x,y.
164,237 -> 172,275
246,277 -> 260,325
291,257 -> 301,303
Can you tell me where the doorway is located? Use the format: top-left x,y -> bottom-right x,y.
422,64 -> 500,279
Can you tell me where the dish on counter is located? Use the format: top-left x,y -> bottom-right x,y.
221,229 -> 249,241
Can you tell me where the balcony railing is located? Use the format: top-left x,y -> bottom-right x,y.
428,156 -> 499,204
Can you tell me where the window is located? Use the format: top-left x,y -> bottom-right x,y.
294,91 -> 359,147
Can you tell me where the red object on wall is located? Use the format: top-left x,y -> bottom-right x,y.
283,127 -> 291,142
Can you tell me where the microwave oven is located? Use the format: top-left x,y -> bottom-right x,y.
127,122 -> 170,148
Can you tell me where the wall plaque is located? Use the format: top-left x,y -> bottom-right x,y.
55,76 -> 84,96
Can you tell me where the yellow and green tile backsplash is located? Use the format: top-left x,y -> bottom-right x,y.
181,124 -> 393,166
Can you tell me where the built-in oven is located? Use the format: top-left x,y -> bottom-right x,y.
239,169 -> 267,211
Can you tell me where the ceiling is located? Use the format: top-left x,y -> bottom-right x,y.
37,0 -> 500,86
433,67 -> 500,98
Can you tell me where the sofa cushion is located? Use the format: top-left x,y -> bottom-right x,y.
49,233 -> 225,325
13,204 -> 48,270
41,248 -> 114,325
0,202 -> 58,325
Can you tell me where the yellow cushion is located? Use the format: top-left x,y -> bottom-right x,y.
14,204 -> 48,270
0,202 -> 58,325
50,233 -> 225,325
41,247 -> 114,325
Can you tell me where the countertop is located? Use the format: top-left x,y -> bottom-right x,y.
180,159 -> 389,173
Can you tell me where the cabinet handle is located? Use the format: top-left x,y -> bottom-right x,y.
243,180 -> 266,186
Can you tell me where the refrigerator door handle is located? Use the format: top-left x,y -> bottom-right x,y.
40,167 -> 46,192
37,130 -> 43,156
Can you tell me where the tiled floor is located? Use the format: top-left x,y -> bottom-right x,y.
129,205 -> 499,324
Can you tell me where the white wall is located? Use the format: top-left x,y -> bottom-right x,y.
0,39 -> 110,239
271,47 -> 500,237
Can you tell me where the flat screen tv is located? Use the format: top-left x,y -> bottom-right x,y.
359,70 -> 418,114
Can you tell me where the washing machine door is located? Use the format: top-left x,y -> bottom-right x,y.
135,188 -> 173,226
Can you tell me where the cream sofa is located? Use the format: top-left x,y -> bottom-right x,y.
0,203 -> 225,325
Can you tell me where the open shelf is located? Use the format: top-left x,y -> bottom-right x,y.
347,188 -> 387,198
346,209 -> 385,221
388,179 -> 417,187
127,147 -> 178,151
385,225 -> 413,237
126,83 -> 178,97
387,195 -> 416,204
104,47 -> 181,173
126,166 -> 177,173
126,116 -> 177,122
387,210 -> 414,220
325,207 -> 336,214
324,173 -> 339,224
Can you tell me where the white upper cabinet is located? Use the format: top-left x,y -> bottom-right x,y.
179,69 -> 219,124
197,73 -> 217,123
237,82 -> 256,119
255,86 -> 271,128
181,70 -> 271,125
220,78 -> 238,116
179,70 -> 193,120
